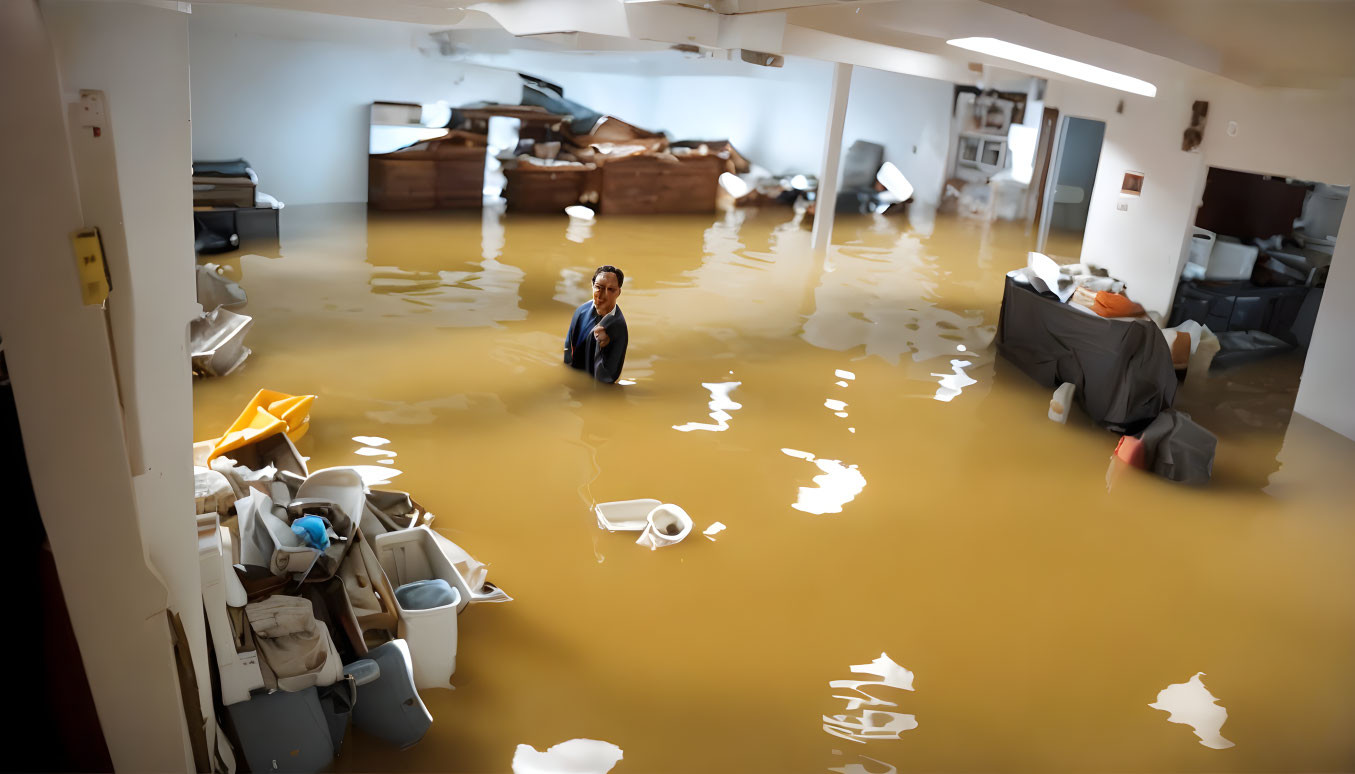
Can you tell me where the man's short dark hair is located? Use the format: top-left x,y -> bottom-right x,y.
593,265 -> 624,287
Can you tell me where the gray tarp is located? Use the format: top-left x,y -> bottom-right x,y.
1139,409 -> 1217,484
997,276 -> 1177,432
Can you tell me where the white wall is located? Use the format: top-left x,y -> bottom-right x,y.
189,5 -> 522,205
840,65 -> 956,208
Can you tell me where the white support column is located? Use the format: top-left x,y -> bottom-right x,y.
812,62 -> 852,256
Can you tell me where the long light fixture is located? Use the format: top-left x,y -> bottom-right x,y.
947,37 -> 1157,97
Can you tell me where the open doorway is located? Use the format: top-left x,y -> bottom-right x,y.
1168,166 -> 1344,438
1037,116 -> 1106,259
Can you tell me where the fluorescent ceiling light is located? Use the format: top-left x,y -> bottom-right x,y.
947,37 -> 1156,97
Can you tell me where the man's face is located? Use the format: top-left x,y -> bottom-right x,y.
592,271 -> 621,315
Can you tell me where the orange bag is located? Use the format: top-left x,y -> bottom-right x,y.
1092,291 -> 1145,318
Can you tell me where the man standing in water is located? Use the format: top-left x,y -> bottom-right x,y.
564,265 -> 628,384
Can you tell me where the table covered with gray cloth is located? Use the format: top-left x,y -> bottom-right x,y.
997,276 -> 1177,433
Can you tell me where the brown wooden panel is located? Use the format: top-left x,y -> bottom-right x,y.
504,167 -> 592,213
368,158 -> 435,210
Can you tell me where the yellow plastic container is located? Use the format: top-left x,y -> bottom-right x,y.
206,389 -> 316,463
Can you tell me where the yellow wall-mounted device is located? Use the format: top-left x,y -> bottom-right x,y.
69,227 -> 110,305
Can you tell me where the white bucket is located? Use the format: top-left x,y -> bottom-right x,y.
1187,227 -> 1215,267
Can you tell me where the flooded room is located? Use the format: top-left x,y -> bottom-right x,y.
4,1 -> 1355,773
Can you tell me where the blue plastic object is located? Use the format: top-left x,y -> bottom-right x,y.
291,515 -> 330,550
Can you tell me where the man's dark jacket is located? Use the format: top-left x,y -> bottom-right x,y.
564,301 -> 628,383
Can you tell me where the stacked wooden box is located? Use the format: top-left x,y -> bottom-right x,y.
596,155 -> 724,215
368,134 -> 485,210
503,164 -> 598,213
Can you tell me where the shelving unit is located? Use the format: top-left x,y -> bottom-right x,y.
957,131 -> 1008,173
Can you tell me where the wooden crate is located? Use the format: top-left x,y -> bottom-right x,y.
597,155 -> 723,215
503,165 -> 595,213
435,158 -> 485,208
368,158 -> 435,210
369,145 -> 485,210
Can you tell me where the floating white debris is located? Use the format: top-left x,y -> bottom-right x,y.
932,359 -> 977,403
831,653 -> 915,707
1149,672 -> 1234,749
512,739 -> 623,774
718,172 -> 750,199
875,162 -> 914,202
350,465 -> 403,488
829,755 -> 897,774
780,449 -> 866,515
189,307 -> 253,377
595,499 -> 660,532
823,652 -> 918,744
673,381 -> 742,432
635,503 -> 693,550
703,522 -> 726,540
564,205 -> 595,221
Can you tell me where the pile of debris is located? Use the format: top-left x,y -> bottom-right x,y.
192,389 -> 509,772
190,263 -> 252,378
1000,252 -> 1220,484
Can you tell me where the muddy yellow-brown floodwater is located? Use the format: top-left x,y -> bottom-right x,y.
194,204 -> 1355,773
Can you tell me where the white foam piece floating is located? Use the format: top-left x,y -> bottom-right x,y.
673,381 -> 742,433
512,739 -> 623,774
823,652 -> 918,744
636,503 -> 693,550
718,172 -> 750,199
875,161 -> 914,202
1149,672 -> 1234,749
595,499 -> 661,532
780,449 -> 867,515
564,205 -> 595,221
703,522 -> 726,540
829,755 -> 898,774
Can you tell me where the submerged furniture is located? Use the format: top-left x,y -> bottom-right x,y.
353,640 -> 432,749
596,155 -> 724,215
373,527 -> 466,690
1168,280 -> 1310,343
997,276 -> 1177,432
226,686 -> 338,774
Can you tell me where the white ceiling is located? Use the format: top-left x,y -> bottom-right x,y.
189,0 -> 1355,90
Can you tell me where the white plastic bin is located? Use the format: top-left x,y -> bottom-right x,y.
373,527 -> 464,690
1187,227 -> 1215,267
1206,238 -> 1258,280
